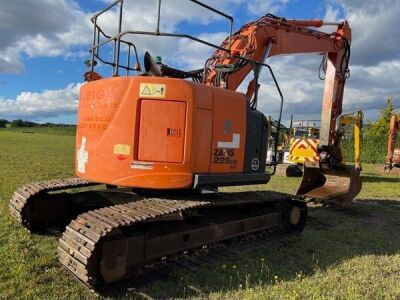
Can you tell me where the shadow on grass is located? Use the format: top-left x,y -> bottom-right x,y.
93,197 -> 400,299
361,175 -> 400,183
355,199 -> 400,206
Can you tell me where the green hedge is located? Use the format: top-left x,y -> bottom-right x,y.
341,135 -> 389,164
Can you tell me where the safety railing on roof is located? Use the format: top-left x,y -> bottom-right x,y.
89,0 -> 234,77
88,0 -> 285,173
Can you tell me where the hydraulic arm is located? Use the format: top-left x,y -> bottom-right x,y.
205,15 -> 351,165
204,14 -> 358,204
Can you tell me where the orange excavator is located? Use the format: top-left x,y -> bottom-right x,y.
9,0 -> 360,288
384,113 -> 400,173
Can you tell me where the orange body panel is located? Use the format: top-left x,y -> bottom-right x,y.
138,100 -> 186,163
193,109 -> 212,173
76,76 -> 248,189
210,88 -> 246,173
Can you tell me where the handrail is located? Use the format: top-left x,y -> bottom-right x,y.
91,0 -> 123,21
90,23 -> 140,75
88,0 -> 234,76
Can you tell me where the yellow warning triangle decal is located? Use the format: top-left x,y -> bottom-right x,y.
141,85 -> 151,95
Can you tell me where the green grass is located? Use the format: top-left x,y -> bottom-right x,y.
0,126 -> 76,136
0,131 -> 399,299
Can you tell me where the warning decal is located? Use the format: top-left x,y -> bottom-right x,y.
77,136 -> 88,174
139,83 -> 166,98
113,144 -> 131,155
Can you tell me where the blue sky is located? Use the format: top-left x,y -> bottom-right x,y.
0,0 -> 398,124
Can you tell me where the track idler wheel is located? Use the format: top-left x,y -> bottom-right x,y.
279,199 -> 308,232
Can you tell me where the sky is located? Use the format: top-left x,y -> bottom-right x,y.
0,0 -> 399,125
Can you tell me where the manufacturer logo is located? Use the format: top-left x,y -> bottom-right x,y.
251,158 -> 260,171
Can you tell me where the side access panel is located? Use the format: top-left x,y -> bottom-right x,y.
138,99 -> 186,163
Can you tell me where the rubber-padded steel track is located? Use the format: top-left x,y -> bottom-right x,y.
9,178 -> 307,290
57,195 -> 306,288
9,178 -> 99,227
58,199 -> 210,286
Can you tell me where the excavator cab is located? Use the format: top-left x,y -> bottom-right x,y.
297,111 -> 363,206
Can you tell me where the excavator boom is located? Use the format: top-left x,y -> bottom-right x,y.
203,13 -> 357,204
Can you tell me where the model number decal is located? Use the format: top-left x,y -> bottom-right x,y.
213,148 -> 237,169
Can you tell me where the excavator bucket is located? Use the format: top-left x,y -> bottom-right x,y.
296,161 -> 361,207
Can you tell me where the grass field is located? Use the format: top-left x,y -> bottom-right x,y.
0,130 -> 399,299
0,126 -> 76,136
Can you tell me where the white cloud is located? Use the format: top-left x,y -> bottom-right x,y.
332,0 -> 400,66
0,48 -> 25,73
324,5 -> 340,21
0,0 -> 292,73
254,55 -> 325,122
171,32 -> 228,69
0,0 -> 294,122
248,53 -> 400,126
246,0 -> 290,15
250,0 -> 400,124
0,83 -> 81,120
0,0 -> 91,73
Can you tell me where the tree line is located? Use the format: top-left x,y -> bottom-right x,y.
0,119 -> 75,128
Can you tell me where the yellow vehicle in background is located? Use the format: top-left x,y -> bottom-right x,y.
339,111 -> 363,171
288,120 -> 320,164
275,119 -> 320,176
276,111 -> 363,176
